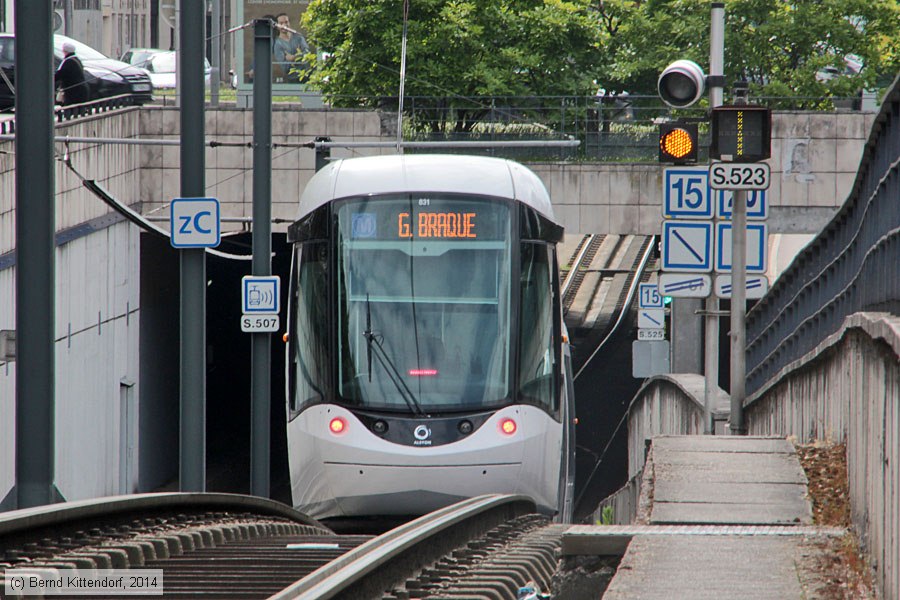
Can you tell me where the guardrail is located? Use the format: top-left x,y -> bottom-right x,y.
0,94 -> 140,135
745,75 -> 900,395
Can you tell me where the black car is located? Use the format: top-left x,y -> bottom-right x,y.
0,34 -> 153,111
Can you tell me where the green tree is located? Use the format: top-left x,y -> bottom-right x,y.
302,0 -> 606,132
595,0 -> 900,104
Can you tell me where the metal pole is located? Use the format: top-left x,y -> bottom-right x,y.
64,0 -> 74,37
179,0 -> 207,492
211,0 -> 221,106
704,1 -> 725,434
729,187 -> 748,434
14,0 -> 56,510
728,82 -> 749,435
396,0 -> 409,153
251,18 -> 273,498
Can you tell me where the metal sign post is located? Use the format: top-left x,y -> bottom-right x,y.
251,19 -> 274,499
729,188 -> 748,434
179,0 -> 208,492
709,84 -> 772,435
14,0 -> 57,510
704,1 -> 725,434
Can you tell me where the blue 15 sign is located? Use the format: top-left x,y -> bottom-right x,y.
663,167 -> 712,219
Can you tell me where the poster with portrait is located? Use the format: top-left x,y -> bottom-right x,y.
237,0 -> 313,90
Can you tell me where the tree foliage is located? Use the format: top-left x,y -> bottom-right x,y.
301,0 -> 606,131
595,0 -> 900,102
300,0 -> 900,128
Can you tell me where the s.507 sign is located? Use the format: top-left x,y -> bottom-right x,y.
709,162 -> 770,191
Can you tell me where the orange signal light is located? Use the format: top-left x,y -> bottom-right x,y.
661,128 -> 694,158
659,123 -> 698,164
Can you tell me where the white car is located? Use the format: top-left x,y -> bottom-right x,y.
120,48 -> 211,89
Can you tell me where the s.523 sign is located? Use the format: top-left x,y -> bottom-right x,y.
709,162 -> 770,191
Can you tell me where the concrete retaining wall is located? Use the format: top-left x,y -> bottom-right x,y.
745,312 -> 900,600
0,110 -> 143,505
136,106 -> 874,236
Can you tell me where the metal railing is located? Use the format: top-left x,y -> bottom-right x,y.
745,75 -> 900,395
0,94 -> 140,135
317,93 -> 869,162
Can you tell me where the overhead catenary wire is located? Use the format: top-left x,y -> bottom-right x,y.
55,152 -> 255,261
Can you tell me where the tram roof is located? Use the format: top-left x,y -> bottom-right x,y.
298,154 -> 556,221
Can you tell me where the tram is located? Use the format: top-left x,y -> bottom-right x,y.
285,154 -> 575,521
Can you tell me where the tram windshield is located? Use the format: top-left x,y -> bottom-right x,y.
336,196 -> 511,412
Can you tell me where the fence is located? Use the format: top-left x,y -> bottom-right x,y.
0,94 -> 139,135
745,76 -> 900,395
326,93 -> 867,163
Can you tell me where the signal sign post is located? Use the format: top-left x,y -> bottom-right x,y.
709,97 -> 772,435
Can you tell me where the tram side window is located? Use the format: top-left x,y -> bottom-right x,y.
288,242 -> 329,418
518,242 -> 558,411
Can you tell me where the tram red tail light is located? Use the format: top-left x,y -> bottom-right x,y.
500,418 -> 517,436
329,417 -> 347,434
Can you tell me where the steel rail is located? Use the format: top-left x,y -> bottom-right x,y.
561,234 -> 594,301
272,494 -> 536,600
574,234 -> 656,380
0,492 -> 323,539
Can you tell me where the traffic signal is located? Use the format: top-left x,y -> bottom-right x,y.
710,105 -> 771,162
659,122 -> 698,164
658,60 -> 706,108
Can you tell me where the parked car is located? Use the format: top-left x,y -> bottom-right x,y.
0,34 -> 153,111
120,48 -> 211,89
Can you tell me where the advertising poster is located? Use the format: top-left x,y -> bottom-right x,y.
237,0 -> 312,91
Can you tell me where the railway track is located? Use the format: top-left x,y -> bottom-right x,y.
0,494 -> 575,599
561,233 -> 656,371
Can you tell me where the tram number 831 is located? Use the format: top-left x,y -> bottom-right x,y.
709,162 -> 770,191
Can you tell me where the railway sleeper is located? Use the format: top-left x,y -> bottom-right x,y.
444,572 -> 522,597
489,553 -> 552,582
475,561 -> 536,583
431,584 -> 508,600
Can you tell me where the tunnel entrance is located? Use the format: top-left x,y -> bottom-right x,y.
139,232 -> 292,505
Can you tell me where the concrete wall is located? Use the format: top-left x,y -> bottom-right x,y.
0,109 -> 143,504
623,313 -> 899,599
138,105 -> 386,231
624,374 -> 729,479
533,111 -> 875,235
745,312 -> 899,600
133,106 -> 872,236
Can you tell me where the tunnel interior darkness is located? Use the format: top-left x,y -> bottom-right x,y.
139,232 -> 292,504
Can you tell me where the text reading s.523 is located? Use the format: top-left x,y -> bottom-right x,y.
709,163 -> 770,191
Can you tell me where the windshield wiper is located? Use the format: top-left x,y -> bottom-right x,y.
363,295 -> 426,416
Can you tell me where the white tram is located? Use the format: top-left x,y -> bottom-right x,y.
285,154 -> 575,521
